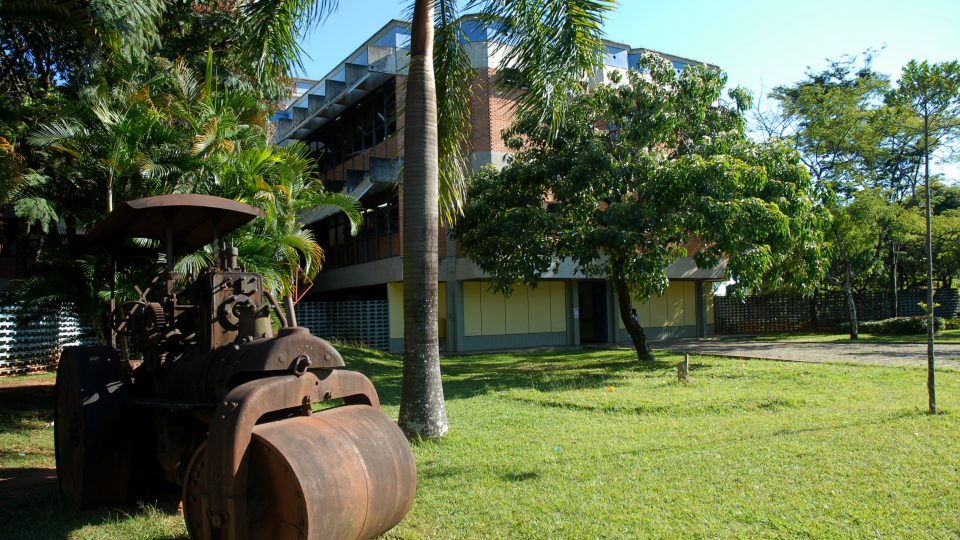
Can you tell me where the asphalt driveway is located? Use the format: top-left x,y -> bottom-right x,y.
655,338 -> 960,370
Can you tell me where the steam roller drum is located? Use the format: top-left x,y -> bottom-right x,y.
183,405 -> 417,540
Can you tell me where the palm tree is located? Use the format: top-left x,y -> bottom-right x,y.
10,54 -> 361,333
397,0 -> 613,439
190,143 -> 361,297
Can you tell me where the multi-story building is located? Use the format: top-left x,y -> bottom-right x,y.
274,17 -> 724,353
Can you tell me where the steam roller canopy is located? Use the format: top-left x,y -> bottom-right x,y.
183,405 -> 416,540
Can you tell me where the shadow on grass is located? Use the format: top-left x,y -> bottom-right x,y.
336,346 -> 679,408
0,382 -> 55,432
0,465 -> 187,540
0,381 -> 187,540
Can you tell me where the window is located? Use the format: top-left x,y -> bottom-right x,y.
306,81 -> 398,175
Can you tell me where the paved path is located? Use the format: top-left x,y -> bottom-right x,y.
654,339 -> 960,369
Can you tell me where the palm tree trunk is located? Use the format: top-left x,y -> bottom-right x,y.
398,0 -> 448,439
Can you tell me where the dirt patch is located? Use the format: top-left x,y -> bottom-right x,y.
0,378 -> 54,389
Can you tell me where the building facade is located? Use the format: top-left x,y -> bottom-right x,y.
274,18 -> 723,353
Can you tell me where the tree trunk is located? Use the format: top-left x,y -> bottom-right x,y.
612,276 -> 653,362
397,0 -> 449,439
810,289 -> 819,330
844,275 -> 858,340
923,110 -> 936,414
890,242 -> 899,317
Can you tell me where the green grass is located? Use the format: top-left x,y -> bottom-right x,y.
724,328 -> 960,343
1,350 -> 959,539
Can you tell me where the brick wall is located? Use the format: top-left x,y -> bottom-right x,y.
469,68 -> 517,155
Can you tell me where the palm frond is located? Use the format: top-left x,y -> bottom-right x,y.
27,119 -> 87,154
239,0 -> 339,83
475,0 -> 614,140
14,196 -> 59,234
308,191 -> 363,235
175,249 -> 215,277
433,0 -> 476,225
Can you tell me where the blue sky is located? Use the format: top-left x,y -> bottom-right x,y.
298,0 -> 960,100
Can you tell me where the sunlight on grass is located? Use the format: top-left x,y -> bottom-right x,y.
1,349 -> 958,539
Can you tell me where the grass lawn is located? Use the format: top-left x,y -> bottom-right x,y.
1,349 -> 958,539
721,328 -> 960,343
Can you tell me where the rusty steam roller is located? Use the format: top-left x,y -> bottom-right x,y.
54,195 -> 416,540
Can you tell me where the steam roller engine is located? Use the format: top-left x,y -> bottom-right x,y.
54,195 -> 416,540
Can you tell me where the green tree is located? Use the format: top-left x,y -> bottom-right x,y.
0,0 -> 168,95
822,189 -> 895,338
768,55 -> 922,336
769,55 -> 889,195
888,60 -> 960,414
454,54 -> 826,362
4,55 -> 360,338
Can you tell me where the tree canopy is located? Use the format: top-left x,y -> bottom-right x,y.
454,54 -> 826,361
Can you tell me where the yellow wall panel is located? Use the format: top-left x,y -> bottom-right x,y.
480,284 -> 506,335
614,282 -> 700,330
549,282 -> 566,332
463,282 -> 482,336
504,287 -> 530,334
668,283 -> 685,327
528,286 -> 553,333
648,291 -> 668,326
683,281 -> 697,326
634,298 -> 651,327
619,296 -> 652,329
388,282 -> 404,339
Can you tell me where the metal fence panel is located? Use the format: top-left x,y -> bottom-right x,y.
295,300 -> 389,351
0,305 -> 96,375
715,289 -> 959,334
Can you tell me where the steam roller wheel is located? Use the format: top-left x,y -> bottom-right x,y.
183,405 -> 416,540
54,346 -> 132,508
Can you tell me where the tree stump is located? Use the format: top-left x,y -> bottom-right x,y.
677,354 -> 690,383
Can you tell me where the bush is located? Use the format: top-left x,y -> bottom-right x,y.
840,316 -> 946,335
944,318 -> 960,330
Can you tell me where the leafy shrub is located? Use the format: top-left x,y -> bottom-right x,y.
944,318 -> 960,330
840,316 -> 946,335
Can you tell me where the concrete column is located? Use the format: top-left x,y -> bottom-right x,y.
443,234 -> 463,352
695,281 -> 706,338
445,280 -> 464,353
567,281 -> 580,346
606,280 -> 618,344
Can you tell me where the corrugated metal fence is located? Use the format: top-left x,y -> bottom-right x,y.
295,300 -> 389,351
715,289 -> 960,334
0,305 -> 95,375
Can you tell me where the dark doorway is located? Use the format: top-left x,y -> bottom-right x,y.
578,281 -> 608,344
